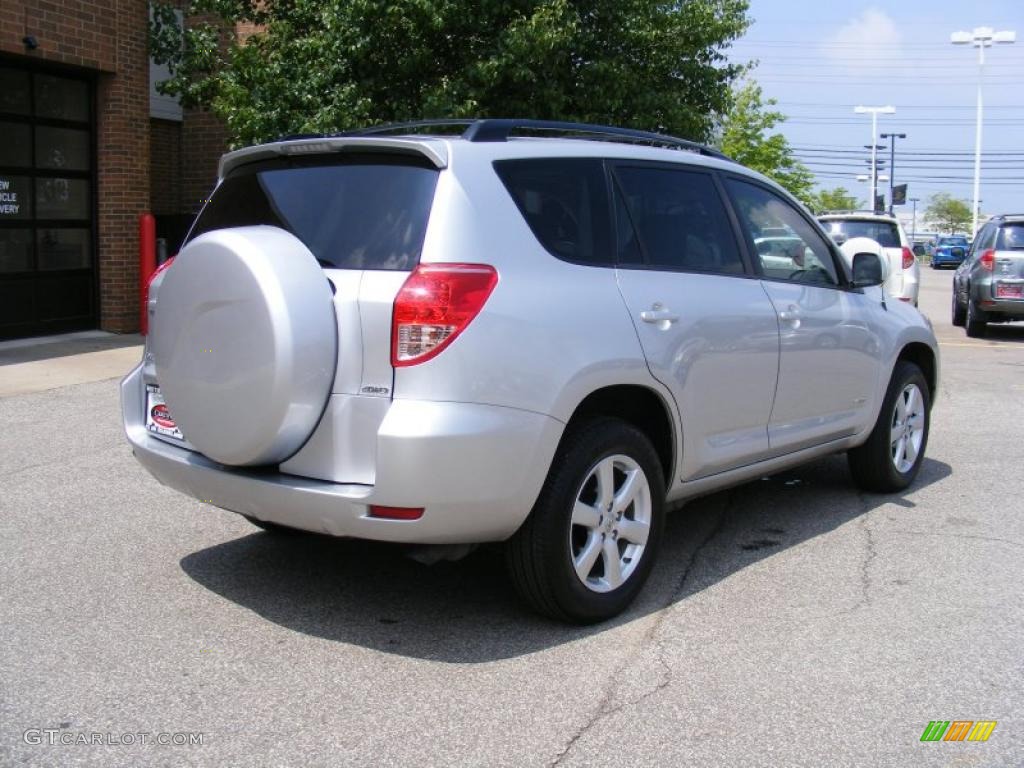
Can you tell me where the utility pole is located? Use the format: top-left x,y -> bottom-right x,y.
909,197 -> 920,241
881,132 -> 906,214
854,106 -> 895,211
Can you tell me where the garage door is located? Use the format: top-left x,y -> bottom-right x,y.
0,60 -> 97,340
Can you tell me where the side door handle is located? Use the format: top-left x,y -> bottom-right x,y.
640,309 -> 679,324
640,302 -> 678,325
778,304 -> 801,328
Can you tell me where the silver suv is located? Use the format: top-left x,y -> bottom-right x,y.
122,120 -> 940,622
952,214 -> 1024,337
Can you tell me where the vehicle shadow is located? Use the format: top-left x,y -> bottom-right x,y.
981,323 -> 1024,343
180,455 -> 952,662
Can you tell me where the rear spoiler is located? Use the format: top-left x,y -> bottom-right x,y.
218,137 -> 448,180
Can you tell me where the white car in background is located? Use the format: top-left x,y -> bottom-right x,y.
819,212 -> 920,306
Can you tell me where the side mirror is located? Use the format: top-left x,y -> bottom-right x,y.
912,244 -> 926,257
852,252 -> 884,287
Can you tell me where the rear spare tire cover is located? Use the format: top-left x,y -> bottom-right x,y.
150,225 -> 337,466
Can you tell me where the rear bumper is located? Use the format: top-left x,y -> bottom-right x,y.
121,364 -> 563,543
973,279 -> 1024,317
978,297 -> 1024,317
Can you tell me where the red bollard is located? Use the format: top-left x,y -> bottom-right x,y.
139,212 -> 157,335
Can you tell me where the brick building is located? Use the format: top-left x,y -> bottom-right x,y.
1,1 -> 226,339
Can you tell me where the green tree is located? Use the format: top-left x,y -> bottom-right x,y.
151,0 -> 751,148
716,80 -> 813,203
808,187 -> 861,214
925,193 -> 972,234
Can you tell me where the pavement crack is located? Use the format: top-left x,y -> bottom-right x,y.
547,492 -> 733,767
888,529 -> 1024,549
857,513 -> 878,610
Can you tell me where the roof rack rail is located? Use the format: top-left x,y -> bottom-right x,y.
988,213 -> 1024,219
343,118 -> 732,161
462,119 -> 731,160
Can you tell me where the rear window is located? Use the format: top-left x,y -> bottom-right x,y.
494,158 -> 612,265
938,237 -> 968,247
188,157 -> 438,270
820,219 -> 901,248
996,224 -> 1024,250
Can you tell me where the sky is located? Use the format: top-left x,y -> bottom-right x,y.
730,0 -> 1023,228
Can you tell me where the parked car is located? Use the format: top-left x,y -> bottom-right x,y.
931,236 -> 969,269
952,214 -> 1024,337
122,119 -> 939,623
818,212 -> 920,305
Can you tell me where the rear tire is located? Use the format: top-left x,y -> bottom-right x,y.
505,417 -> 665,623
965,297 -> 987,338
848,361 -> 930,493
951,288 -> 966,327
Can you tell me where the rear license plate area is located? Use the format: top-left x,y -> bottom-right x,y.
145,384 -> 184,440
995,282 -> 1023,299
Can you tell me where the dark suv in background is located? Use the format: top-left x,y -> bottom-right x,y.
952,214 -> 1024,337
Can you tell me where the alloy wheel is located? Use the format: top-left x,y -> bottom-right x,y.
890,383 -> 925,474
569,454 -> 652,593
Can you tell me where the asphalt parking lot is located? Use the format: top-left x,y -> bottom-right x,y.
1,267 -> 1022,767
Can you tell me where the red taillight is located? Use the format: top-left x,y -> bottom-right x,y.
141,257 -> 175,336
901,247 -> 915,270
368,505 -> 424,521
979,249 -> 995,271
391,264 -> 498,367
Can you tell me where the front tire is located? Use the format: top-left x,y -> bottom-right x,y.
505,417 -> 665,623
848,361 -> 930,493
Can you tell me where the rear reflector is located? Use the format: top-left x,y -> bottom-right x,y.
979,249 -> 995,271
391,264 -> 498,366
369,505 -> 424,520
141,257 -> 176,336
901,247 -> 915,270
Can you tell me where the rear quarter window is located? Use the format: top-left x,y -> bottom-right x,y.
493,158 -> 612,265
188,156 -> 438,270
996,224 -> 1024,250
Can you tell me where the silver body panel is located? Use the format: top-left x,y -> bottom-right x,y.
124,135 -> 940,543
615,270 -> 779,480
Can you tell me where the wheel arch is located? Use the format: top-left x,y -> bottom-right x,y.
563,384 -> 677,486
896,342 -> 937,404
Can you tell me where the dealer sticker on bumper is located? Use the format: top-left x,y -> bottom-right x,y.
145,384 -> 184,440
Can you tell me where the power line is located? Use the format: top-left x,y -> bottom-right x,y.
774,103 -> 1024,111
791,146 -> 1024,156
730,39 -> 1004,48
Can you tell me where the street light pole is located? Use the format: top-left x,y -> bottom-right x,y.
855,106 -> 895,211
855,107 -> 895,211
951,26 -> 1016,234
881,132 -> 906,215
909,197 -> 920,241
